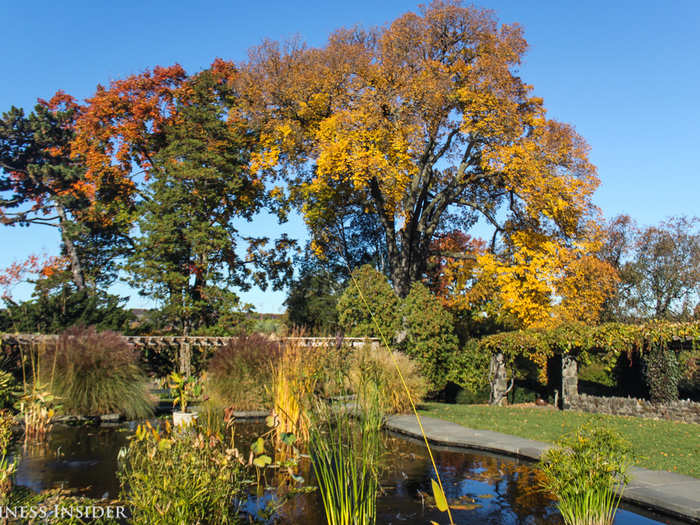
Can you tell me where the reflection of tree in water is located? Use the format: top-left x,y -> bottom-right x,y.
380,436 -> 562,524
14,424 -> 130,498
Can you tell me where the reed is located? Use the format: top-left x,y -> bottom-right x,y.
308,382 -> 384,525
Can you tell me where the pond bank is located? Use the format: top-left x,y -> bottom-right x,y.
386,413 -> 700,523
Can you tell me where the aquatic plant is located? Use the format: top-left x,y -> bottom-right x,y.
308,382 -> 384,525
0,410 -> 17,501
167,371 -> 201,413
118,420 -> 250,524
539,423 -> 631,525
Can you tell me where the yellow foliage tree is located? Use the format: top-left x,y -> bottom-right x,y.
237,1 -> 603,302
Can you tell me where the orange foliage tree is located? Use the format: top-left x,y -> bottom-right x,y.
236,0 -> 606,313
0,92 -> 129,290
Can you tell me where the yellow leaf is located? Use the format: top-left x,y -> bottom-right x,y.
431,478 -> 448,512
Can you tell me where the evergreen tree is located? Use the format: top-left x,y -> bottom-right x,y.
336,265 -> 399,339
126,68 -> 293,333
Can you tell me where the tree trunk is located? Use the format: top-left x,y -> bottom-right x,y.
55,202 -> 86,290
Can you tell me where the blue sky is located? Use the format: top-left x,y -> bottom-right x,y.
1,1 -> 698,312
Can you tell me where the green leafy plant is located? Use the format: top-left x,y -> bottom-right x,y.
539,423 -> 631,525
206,334 -> 284,411
118,420 -> 251,524
0,410 -> 18,501
0,370 -> 17,410
643,344 -> 681,402
167,371 -> 202,413
42,326 -> 154,419
447,339 -> 491,402
337,265 -> 400,339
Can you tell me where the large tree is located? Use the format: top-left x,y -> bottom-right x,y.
75,62 -> 294,332
600,215 -> 700,321
0,93 -> 129,290
238,1 -> 601,298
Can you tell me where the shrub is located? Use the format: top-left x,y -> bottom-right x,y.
348,344 -> 428,414
206,334 -> 284,411
446,340 -> 490,401
337,265 -> 400,339
118,420 -> 251,524
400,282 -> 459,391
454,386 -> 490,405
43,326 -> 154,419
643,345 -> 680,402
539,423 -> 631,525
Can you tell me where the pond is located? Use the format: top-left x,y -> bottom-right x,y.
10,421 -> 686,524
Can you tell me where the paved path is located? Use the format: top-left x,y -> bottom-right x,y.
385,414 -> 700,523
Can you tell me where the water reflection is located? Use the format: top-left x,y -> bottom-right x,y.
10,422 -> 684,524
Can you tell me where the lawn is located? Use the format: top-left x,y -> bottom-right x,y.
418,403 -> 700,478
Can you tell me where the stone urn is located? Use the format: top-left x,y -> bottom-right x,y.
172,410 -> 198,427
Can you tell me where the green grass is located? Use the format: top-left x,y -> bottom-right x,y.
418,403 -> 700,478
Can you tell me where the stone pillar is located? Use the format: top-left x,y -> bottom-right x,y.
561,354 -> 578,409
179,342 -> 192,378
490,352 -> 509,406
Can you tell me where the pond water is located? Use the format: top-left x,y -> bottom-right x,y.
10,421 -> 686,524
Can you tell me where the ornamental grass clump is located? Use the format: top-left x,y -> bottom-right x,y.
308,382 -> 384,525
348,343 -> 428,414
271,337 -> 320,450
539,423 -> 631,525
43,326 -> 154,419
206,334 -> 284,411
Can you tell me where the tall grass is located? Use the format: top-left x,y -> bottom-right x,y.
309,382 -> 384,525
348,343 -> 428,414
206,334 -> 284,411
539,423 -> 631,525
42,327 -> 154,419
17,339 -> 57,444
270,336 -> 320,449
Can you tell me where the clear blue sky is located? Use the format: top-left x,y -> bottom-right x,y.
1,1 -> 698,312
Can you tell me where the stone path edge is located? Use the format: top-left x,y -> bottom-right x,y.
385,414 -> 700,523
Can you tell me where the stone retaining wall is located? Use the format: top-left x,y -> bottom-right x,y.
568,393 -> 700,425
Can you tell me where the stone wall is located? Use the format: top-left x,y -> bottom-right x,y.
568,393 -> 700,425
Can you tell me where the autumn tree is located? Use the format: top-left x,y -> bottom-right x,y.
238,1 -> 602,302
0,94 -> 129,291
600,215 -> 700,321
75,62 -> 294,332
